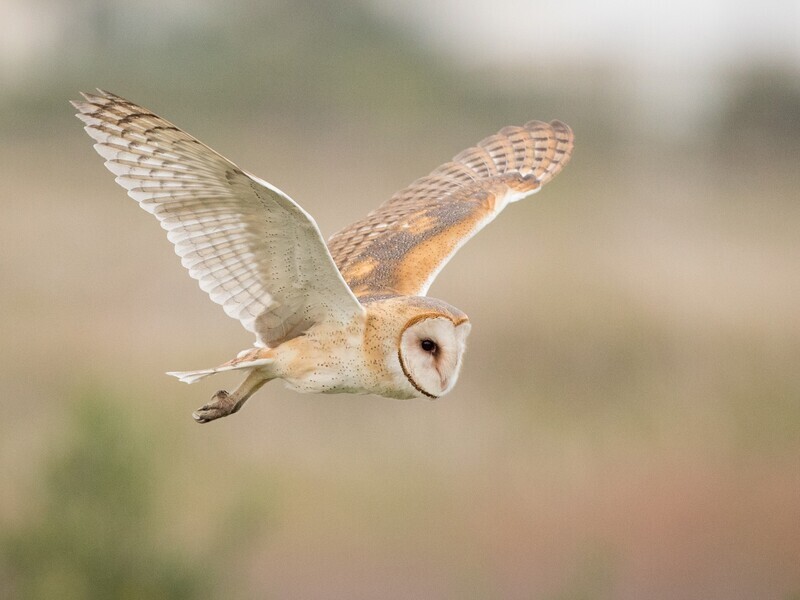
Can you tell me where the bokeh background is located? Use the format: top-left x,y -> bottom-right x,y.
1,1 -> 799,598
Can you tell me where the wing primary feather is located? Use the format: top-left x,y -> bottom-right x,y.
74,90 -> 364,345
328,120 -> 574,297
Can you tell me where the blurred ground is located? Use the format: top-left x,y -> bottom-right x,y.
1,1 -> 799,598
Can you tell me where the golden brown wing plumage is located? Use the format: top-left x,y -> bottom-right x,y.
327,120 -> 574,298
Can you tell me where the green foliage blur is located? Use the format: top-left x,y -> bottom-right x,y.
1,395 -> 202,599
0,391 -> 276,599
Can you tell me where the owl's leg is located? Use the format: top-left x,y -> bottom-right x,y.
192,369 -> 270,424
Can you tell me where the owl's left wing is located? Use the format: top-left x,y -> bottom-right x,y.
73,90 -> 364,347
328,120 -> 573,298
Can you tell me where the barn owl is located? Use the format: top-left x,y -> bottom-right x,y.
72,90 -> 573,423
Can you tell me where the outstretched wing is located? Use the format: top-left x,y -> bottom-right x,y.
73,90 -> 364,347
327,120 -> 574,298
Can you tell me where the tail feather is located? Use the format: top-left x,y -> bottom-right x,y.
166,357 -> 274,385
166,369 -> 218,384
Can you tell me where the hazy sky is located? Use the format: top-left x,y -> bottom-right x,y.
2,0 -> 797,72
1,0 -> 797,136
373,0 -> 799,136
376,0 -> 800,70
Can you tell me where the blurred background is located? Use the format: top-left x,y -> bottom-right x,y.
1,0 -> 798,598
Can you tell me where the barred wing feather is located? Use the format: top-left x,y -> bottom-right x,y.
73,90 -> 364,347
328,120 -> 574,298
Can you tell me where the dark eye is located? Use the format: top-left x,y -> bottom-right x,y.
420,339 -> 437,353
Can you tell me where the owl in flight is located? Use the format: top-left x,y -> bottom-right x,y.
73,90 -> 573,423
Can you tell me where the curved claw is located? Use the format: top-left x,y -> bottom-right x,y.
192,390 -> 235,424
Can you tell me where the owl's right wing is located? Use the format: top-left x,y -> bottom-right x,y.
73,90 -> 364,347
328,120 -> 573,298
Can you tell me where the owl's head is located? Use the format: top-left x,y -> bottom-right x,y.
398,313 -> 471,398
363,296 -> 472,399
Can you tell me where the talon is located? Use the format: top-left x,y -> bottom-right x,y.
191,390 -> 235,424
